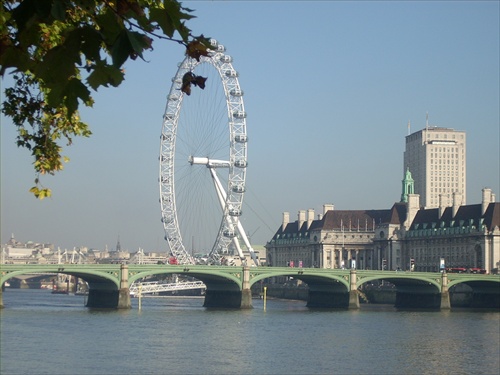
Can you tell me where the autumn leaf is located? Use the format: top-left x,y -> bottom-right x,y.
185,39 -> 211,62
181,71 -> 207,95
194,75 -> 207,89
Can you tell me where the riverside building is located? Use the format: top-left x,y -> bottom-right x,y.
265,181 -> 499,274
404,124 -> 466,209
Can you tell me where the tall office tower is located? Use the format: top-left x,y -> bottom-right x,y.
403,124 -> 466,208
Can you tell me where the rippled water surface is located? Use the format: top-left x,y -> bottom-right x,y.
1,289 -> 499,375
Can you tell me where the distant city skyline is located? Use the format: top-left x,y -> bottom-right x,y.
2,1 -> 499,252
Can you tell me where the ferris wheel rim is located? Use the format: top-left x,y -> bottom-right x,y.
159,40 -> 248,265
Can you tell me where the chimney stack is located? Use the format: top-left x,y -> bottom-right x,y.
482,188 -> 493,215
452,192 -> 462,217
439,194 -> 449,218
298,210 -> 306,229
282,212 -> 289,231
323,204 -> 334,215
307,209 -> 314,229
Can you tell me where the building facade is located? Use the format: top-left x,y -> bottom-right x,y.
405,188 -> 499,272
266,204 -> 407,271
404,126 -> 466,208
265,186 -> 499,274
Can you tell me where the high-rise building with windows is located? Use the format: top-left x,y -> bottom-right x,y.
403,125 -> 466,208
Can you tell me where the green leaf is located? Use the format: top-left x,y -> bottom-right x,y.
126,30 -> 149,59
35,45 -> 77,85
96,9 -> 123,46
150,7 -> 175,38
63,78 -> 91,115
0,45 -> 32,74
87,62 -> 124,90
77,27 -> 103,62
111,29 -> 132,68
46,82 -> 64,108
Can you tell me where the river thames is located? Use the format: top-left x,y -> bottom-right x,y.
1,289 -> 499,375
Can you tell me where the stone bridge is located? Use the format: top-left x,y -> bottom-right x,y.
1,264 -> 499,310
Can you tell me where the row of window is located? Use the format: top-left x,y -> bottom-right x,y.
430,184 -> 460,189
430,165 -> 462,171
431,159 -> 462,164
433,170 -> 461,176
430,149 -> 462,156
431,177 -> 458,183
407,225 -> 484,237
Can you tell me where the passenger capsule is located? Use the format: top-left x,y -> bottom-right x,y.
234,159 -> 247,168
232,185 -> 245,193
223,230 -> 236,238
225,70 -> 238,77
230,89 -> 244,96
233,111 -> 246,119
229,209 -> 242,217
217,44 -> 225,52
234,134 -> 248,143
220,55 -> 233,63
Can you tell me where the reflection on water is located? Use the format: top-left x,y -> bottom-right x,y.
1,289 -> 499,375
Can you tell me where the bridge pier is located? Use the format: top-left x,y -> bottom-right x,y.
240,266 -> 253,309
0,288 -> 3,309
117,264 -> 131,309
440,272 -> 451,310
348,269 -> 360,309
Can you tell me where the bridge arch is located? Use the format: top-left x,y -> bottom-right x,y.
357,274 -> 442,292
128,266 -> 245,308
248,270 -> 349,290
1,268 -> 120,289
248,269 -> 351,308
447,277 -> 500,289
447,278 -> 500,308
128,268 -> 242,288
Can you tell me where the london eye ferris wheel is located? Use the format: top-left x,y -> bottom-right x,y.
159,39 -> 258,266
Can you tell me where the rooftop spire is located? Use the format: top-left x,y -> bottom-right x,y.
401,167 -> 415,203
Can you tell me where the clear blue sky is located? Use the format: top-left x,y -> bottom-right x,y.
1,1 -> 499,252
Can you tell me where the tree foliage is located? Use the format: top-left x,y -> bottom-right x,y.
0,0 -> 211,198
